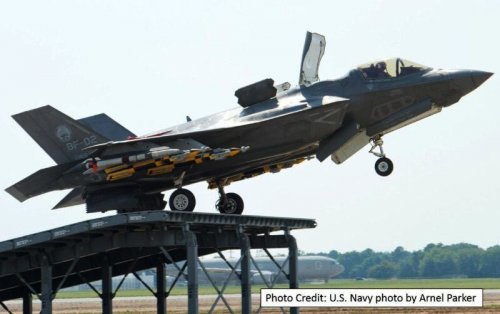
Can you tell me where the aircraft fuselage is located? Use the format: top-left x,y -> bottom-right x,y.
65,66 -> 489,194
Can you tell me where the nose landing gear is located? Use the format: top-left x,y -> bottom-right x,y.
215,184 -> 244,215
369,136 -> 394,176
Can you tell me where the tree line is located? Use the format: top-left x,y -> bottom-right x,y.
317,243 -> 500,279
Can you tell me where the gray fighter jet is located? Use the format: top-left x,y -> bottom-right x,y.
6,32 -> 492,215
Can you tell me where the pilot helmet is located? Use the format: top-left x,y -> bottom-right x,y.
376,62 -> 387,70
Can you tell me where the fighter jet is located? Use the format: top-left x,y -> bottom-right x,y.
6,32 -> 492,215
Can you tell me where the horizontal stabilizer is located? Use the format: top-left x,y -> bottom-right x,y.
78,113 -> 136,141
5,163 -> 75,202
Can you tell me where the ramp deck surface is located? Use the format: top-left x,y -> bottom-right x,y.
0,211 -> 316,302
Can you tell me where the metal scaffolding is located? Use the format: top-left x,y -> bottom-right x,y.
0,211 -> 316,313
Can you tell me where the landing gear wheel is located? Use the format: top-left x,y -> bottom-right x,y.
375,157 -> 394,176
216,192 -> 244,215
169,188 -> 196,212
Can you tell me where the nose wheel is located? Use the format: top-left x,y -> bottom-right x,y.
215,185 -> 244,215
375,157 -> 393,176
370,136 -> 394,176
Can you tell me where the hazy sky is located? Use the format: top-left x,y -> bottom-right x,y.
0,1 -> 498,254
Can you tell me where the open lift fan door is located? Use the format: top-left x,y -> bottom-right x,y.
299,32 -> 326,86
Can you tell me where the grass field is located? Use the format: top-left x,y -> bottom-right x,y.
55,278 -> 500,299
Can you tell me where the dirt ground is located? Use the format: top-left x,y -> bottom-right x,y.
3,290 -> 500,313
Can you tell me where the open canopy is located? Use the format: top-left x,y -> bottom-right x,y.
358,58 -> 429,80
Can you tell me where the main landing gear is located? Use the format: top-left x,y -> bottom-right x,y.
369,136 -> 394,177
169,188 -> 196,212
167,185 -> 244,215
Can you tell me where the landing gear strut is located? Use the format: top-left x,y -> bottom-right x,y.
369,136 -> 394,176
215,184 -> 244,215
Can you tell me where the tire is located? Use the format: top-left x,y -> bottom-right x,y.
169,188 -> 196,212
375,157 -> 394,176
216,192 -> 244,215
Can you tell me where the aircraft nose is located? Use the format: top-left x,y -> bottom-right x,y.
471,70 -> 493,88
450,70 -> 493,96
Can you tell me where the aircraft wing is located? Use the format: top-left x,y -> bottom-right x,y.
299,32 -> 326,86
85,96 -> 349,156
83,128 -> 228,154
79,94 -> 350,183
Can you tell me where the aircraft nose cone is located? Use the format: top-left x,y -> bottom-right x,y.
450,70 -> 492,97
471,70 -> 493,88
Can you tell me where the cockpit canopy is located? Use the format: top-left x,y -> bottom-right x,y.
358,58 -> 429,80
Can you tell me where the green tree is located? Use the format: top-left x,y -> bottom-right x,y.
453,244 -> 483,277
320,242 -> 495,279
337,251 -> 364,278
398,255 -> 419,278
328,250 -> 340,260
391,246 -> 410,262
360,251 -> 386,275
368,261 -> 399,279
480,246 -> 500,277
418,247 -> 457,278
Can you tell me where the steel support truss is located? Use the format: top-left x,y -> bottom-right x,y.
0,212 -> 315,313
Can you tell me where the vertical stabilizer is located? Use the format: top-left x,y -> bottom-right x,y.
78,113 -> 136,140
12,105 -> 109,164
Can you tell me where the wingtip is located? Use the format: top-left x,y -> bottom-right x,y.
5,186 -> 28,202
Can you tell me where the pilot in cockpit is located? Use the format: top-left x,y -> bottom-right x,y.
364,61 -> 390,79
375,62 -> 390,78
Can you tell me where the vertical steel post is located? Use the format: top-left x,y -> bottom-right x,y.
40,255 -> 52,314
22,291 -> 32,314
239,227 -> 252,314
156,261 -> 166,314
287,232 -> 299,314
102,255 -> 113,314
185,226 -> 198,314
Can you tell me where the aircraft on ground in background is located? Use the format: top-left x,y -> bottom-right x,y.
167,255 -> 344,284
6,32 -> 492,215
